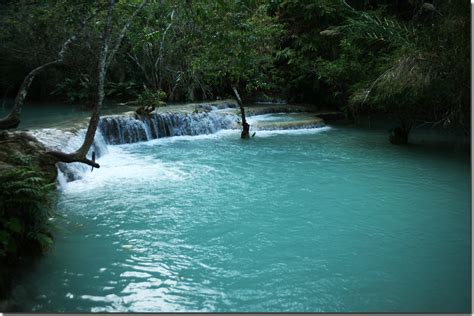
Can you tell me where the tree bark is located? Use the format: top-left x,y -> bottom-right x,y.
231,85 -> 249,139
74,0 -> 115,158
46,0 -> 148,168
46,150 -> 100,168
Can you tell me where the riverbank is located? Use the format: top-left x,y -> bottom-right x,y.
0,132 -> 57,307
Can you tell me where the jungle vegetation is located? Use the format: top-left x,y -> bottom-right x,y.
0,0 -> 470,141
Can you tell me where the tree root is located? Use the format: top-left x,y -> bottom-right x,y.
0,115 -> 20,130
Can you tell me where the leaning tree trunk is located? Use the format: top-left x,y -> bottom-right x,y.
47,0 -> 148,169
0,24 -> 85,130
231,85 -> 249,139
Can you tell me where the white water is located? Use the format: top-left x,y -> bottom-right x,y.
31,107 -> 327,185
59,126 -> 333,193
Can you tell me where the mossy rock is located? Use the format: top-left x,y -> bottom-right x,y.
0,131 -> 57,183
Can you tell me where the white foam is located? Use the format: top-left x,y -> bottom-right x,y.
117,125 -> 331,148
128,129 -> 240,147
247,113 -> 301,123
249,126 -> 332,137
32,110 -> 332,191
59,126 -> 332,193
60,146 -> 188,193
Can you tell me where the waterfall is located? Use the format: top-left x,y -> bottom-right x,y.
99,112 -> 238,145
31,128 -> 110,183
30,104 -> 326,185
32,110 -> 239,183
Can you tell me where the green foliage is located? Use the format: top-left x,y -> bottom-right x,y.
337,1 -> 470,129
136,88 -> 166,108
0,0 -> 470,132
0,165 -> 55,262
189,1 -> 283,95
51,75 -> 93,103
329,11 -> 415,47
272,0 -> 469,130
106,80 -> 140,101
0,1 -> 102,100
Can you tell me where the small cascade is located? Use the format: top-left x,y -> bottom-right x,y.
30,105 -> 327,185
31,128 -> 109,183
247,113 -> 325,131
99,112 -> 238,145
32,110 -> 239,183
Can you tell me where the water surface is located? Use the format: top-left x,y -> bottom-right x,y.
16,124 -> 471,312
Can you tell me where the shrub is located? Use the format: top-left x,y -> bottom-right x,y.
136,88 -> 167,108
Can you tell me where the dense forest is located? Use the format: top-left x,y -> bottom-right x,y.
0,0 -> 470,141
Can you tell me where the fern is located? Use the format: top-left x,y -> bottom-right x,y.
0,166 -> 55,261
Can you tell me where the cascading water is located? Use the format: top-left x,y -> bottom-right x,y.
99,112 -> 238,145
32,108 -> 241,183
30,127 -> 109,184
30,104 -> 326,184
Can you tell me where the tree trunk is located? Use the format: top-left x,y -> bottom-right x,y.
46,151 -> 100,168
0,23 -> 84,130
231,85 -> 249,139
46,0 -> 148,168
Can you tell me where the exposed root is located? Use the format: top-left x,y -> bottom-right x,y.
0,115 -> 20,130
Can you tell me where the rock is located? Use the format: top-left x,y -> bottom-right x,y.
0,131 -> 57,183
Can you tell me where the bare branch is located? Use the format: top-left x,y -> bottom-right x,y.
52,0 -> 148,168
46,150 -> 100,168
0,12 -> 94,130
74,0 -> 116,158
